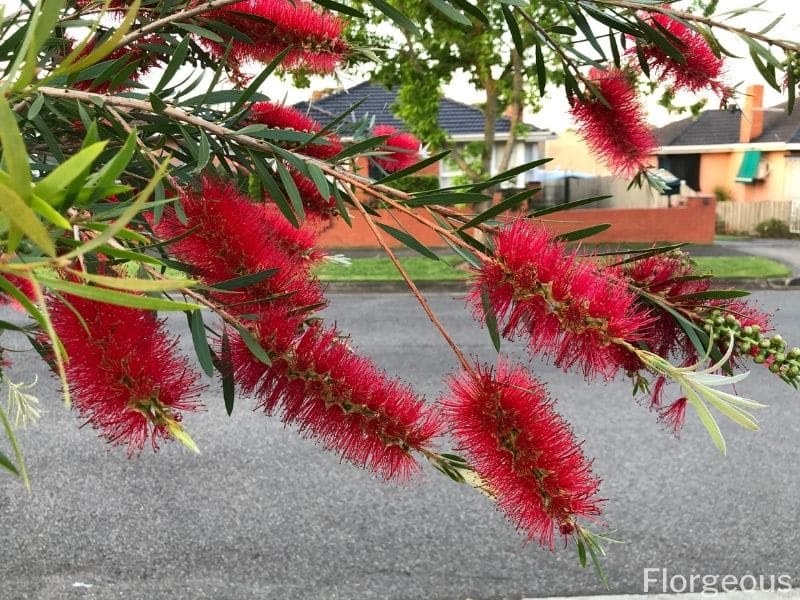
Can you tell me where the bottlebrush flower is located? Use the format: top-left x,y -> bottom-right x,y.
72,36 -> 164,93
248,101 -> 343,159
569,68 -> 656,177
229,307 -> 443,481
472,220 -> 650,379
373,125 -> 421,173
657,396 -> 687,434
441,360 -> 603,548
48,291 -> 203,454
201,0 -> 349,74
0,272 -> 37,311
636,12 -> 730,99
152,177 -> 325,314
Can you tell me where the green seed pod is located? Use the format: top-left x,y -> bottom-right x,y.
775,353 -> 787,363
739,342 -> 752,354
760,340 -> 771,349
788,366 -> 800,378
754,354 -> 766,364
790,347 -> 800,358
770,362 -> 782,373
743,326 -> 753,336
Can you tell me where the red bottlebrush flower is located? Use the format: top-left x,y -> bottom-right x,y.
260,203 -> 326,264
153,177 -> 325,315
373,125 -> 421,173
290,168 -> 338,220
248,102 -> 343,160
72,36 -> 164,93
636,13 -> 729,99
0,273 -> 37,311
569,68 -> 656,177
441,360 -> 603,548
229,307 -> 443,481
201,0 -> 349,74
658,396 -> 688,434
472,220 -> 650,379
48,292 -> 203,454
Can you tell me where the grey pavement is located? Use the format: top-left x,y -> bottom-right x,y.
2,292 -> 800,600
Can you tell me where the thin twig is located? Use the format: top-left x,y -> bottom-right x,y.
346,189 -> 475,377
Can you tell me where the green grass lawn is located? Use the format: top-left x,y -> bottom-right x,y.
316,255 -> 469,281
692,256 -> 791,279
315,254 -> 791,282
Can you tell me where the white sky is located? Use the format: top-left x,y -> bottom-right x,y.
283,0 -> 800,132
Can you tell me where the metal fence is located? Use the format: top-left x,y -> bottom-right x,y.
716,201 -> 792,234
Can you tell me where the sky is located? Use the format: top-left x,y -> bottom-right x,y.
282,0 -> 799,133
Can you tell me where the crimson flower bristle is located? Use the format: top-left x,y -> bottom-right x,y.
441,360 -> 603,548
202,0 -> 349,74
569,68 -> 656,177
472,220 -> 650,379
153,177 -> 325,315
373,125 -> 421,173
230,307 -> 443,481
637,13 -> 730,99
0,273 -> 37,311
658,397 -> 688,434
49,292 -> 203,454
248,102 -> 344,160
73,36 -> 163,93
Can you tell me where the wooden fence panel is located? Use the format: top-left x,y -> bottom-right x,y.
716,201 -> 792,234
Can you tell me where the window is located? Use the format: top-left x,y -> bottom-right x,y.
657,154 -> 700,190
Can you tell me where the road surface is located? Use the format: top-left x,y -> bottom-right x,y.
1,291 -> 799,600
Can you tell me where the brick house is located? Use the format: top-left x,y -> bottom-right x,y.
652,84 -> 800,203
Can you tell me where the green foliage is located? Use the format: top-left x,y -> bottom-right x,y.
391,174 -> 440,193
755,218 -> 799,239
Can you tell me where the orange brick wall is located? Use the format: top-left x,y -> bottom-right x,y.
317,196 -> 717,249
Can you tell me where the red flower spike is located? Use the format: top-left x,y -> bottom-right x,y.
442,361 -> 603,548
229,307 -> 443,482
202,0 -> 349,74
153,177 -> 326,315
0,273 -> 37,311
472,220 -> 650,379
637,12 -> 730,99
248,102 -> 344,160
373,125 -> 421,173
73,36 -> 164,94
658,396 -> 688,434
569,68 -> 656,177
49,293 -> 203,454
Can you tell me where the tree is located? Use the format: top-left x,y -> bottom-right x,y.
1,0 -> 799,576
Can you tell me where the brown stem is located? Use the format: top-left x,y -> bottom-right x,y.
346,189 -> 476,377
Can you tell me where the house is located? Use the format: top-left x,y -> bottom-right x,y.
652,84 -> 800,203
294,81 -> 555,188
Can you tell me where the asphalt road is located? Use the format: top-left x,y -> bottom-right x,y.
2,291 -> 799,600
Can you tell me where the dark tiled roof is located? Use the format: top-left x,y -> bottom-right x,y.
654,103 -> 800,147
293,81 -> 546,137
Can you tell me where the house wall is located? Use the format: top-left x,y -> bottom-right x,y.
317,196 -> 717,249
698,150 -> 788,202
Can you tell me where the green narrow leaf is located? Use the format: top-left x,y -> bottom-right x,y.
38,277 -> 202,311
535,41 -> 547,97
0,448 -> 20,476
470,157 -> 552,191
446,0 -> 488,24
458,188 -> 538,231
211,268 -> 278,290
481,286 -> 501,352
429,0 -> 471,26
332,135 -> 390,161
193,129 -> 211,173
154,36 -> 190,93
377,150 -> 451,184
312,0 -> 367,17
375,223 -> 440,261
686,391 -> 726,454
189,310 -> 214,377
554,223 -> 611,242
306,163 -> 330,200
501,5 -> 524,57
671,290 -> 750,302
275,160 -> 305,221
0,404 -> 28,488
369,0 -> 421,36
236,325 -> 272,365
529,194 -> 612,217
248,152 -> 298,227
27,94 -> 45,121
33,141 -> 108,205
0,96 -> 32,199
0,182 -> 55,256
577,537 -> 587,568
220,329 -> 236,415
